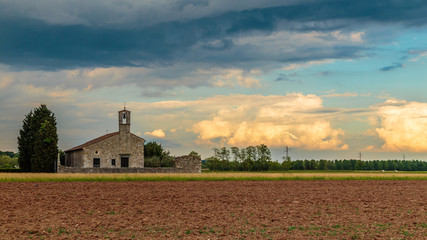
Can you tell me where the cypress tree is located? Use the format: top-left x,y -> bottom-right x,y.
17,104 -> 58,172
32,120 -> 58,172
17,111 -> 34,172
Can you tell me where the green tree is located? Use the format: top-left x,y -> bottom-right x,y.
17,104 -> 58,172
17,110 -> 34,171
144,142 -> 164,158
32,120 -> 58,172
0,155 -> 18,169
213,147 -> 230,161
189,151 -> 201,159
144,142 -> 174,167
318,159 -> 328,170
230,147 -> 240,162
0,151 -> 17,158
281,159 -> 291,170
253,144 -> 271,171
256,144 -> 271,162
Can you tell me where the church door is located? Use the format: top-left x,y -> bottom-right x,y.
121,157 -> 129,168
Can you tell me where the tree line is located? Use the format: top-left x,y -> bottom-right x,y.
0,151 -> 18,169
0,151 -> 18,158
204,146 -> 427,171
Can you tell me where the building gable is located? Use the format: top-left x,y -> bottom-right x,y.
65,132 -> 119,152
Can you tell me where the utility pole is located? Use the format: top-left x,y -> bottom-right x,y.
403,154 -> 405,161
358,152 -> 362,161
284,146 -> 290,161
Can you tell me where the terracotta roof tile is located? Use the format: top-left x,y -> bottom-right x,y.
64,132 -> 119,152
64,132 -> 146,152
131,133 -> 146,142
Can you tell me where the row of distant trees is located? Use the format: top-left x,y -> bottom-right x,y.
0,151 -> 19,169
205,146 -> 427,171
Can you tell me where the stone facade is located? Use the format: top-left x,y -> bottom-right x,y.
63,108 -> 145,170
75,133 -> 144,168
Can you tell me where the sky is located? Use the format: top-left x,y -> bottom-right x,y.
1,0 -> 427,161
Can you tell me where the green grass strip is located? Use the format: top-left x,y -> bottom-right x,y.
0,172 -> 426,182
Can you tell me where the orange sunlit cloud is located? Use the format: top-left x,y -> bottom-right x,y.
376,99 -> 427,152
144,129 -> 166,138
192,93 -> 348,150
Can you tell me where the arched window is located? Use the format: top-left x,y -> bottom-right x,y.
122,113 -> 126,124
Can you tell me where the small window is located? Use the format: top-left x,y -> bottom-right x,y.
93,158 -> 100,168
111,159 -> 116,166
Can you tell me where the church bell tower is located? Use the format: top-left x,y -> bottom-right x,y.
118,107 -> 131,134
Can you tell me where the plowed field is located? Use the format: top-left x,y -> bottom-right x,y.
1,181 -> 426,239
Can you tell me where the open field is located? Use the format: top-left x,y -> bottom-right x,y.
0,180 -> 426,239
0,171 -> 426,182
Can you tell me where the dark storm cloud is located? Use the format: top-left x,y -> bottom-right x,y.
0,18 -> 203,70
380,63 -> 403,72
275,74 -> 290,82
318,71 -> 332,76
275,73 -> 298,82
1,0 -> 427,70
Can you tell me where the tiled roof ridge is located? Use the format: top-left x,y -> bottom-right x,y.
130,133 -> 145,142
64,132 -> 119,152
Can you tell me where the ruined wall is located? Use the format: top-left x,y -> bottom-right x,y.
174,155 -> 202,173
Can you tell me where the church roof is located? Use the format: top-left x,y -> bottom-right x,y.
64,132 -> 145,152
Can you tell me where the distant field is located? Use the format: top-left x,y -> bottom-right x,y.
0,170 -> 426,182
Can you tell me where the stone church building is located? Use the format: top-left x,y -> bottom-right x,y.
63,108 -> 145,169
60,108 -> 201,173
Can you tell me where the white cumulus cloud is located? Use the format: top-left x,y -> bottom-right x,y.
192,93 -> 348,150
144,129 -> 166,138
375,99 -> 427,152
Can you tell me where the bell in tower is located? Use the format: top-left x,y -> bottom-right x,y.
118,107 -> 131,134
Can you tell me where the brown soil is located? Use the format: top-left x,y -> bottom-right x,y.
0,181 -> 426,239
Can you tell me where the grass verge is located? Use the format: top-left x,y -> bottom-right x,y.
0,171 -> 426,182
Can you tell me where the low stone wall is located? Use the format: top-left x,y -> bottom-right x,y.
143,167 -> 197,173
57,165 -> 145,173
57,155 -> 201,173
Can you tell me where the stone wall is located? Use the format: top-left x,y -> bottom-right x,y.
58,155 -> 201,173
175,155 -> 202,173
82,133 -> 144,168
57,164 -> 145,173
64,150 -> 83,167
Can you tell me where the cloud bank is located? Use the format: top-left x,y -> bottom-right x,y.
376,99 -> 427,152
2,0 -> 427,70
191,93 -> 348,150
